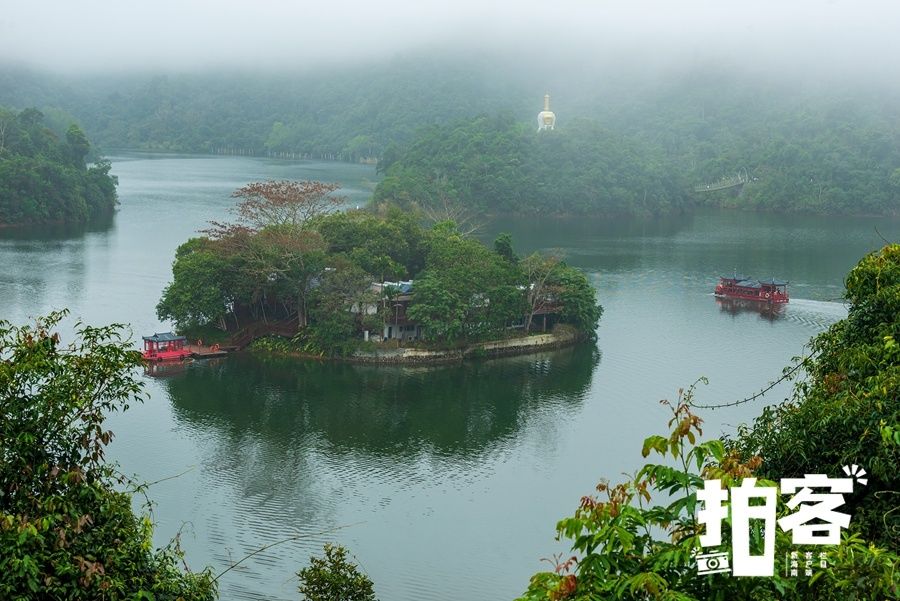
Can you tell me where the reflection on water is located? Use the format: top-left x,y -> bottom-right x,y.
164,347 -> 599,459
145,347 -> 598,601
0,211 -> 116,241
480,211 -> 896,304
143,357 -> 228,378
143,360 -> 192,378
715,297 -> 786,322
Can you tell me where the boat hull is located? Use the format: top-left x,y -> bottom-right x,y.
714,290 -> 788,304
142,350 -> 192,362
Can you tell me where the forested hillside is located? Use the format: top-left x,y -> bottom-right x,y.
0,57 -> 527,160
3,58 -> 899,215
374,114 -> 687,215
0,107 -> 117,226
374,71 -> 900,216
607,76 -> 900,214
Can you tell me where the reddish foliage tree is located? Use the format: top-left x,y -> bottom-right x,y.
230,180 -> 345,230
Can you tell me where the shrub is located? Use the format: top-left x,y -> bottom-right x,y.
517,384 -> 899,601
731,244 -> 900,549
297,544 -> 376,601
0,312 -> 216,600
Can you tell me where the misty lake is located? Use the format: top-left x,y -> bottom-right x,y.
1,153 -> 898,601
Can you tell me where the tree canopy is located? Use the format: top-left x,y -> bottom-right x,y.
297,544 -> 377,601
0,312 -> 216,599
0,107 -> 117,226
407,223 -> 526,343
374,114 -> 688,217
731,244 -> 900,550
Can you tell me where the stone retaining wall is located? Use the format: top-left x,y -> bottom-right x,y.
349,331 -> 577,364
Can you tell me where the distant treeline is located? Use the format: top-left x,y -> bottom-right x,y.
3,59 -> 900,215
617,78 -> 900,215
373,75 -> 900,216
0,58 -> 522,162
0,107 -> 117,226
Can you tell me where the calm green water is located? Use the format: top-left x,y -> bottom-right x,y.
1,153 -> 898,600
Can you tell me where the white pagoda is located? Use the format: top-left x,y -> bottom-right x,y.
537,94 -> 556,131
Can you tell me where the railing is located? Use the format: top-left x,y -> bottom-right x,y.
694,172 -> 749,193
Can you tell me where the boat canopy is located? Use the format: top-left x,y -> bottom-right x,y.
720,274 -> 749,282
719,276 -> 788,287
142,332 -> 186,343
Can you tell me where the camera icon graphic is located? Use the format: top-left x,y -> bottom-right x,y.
696,552 -> 731,575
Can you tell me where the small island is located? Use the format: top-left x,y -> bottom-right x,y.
157,180 -> 602,360
0,107 -> 118,227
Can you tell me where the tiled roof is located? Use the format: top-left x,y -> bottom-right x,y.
142,332 -> 186,342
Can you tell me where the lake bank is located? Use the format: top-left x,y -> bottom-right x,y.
247,327 -> 581,365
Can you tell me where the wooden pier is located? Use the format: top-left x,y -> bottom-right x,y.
186,343 -> 233,359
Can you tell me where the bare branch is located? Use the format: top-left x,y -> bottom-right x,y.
420,188 -> 483,236
212,522 -> 364,583
522,252 -> 564,333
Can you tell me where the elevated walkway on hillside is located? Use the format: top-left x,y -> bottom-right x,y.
695,171 -> 749,193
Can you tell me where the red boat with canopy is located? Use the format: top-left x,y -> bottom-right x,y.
142,332 -> 191,361
714,275 -> 789,304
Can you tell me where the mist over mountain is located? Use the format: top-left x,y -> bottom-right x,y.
2,0 -> 899,215
2,0 -> 898,78
2,50 -> 898,152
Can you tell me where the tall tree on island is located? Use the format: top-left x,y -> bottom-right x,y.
520,252 -> 562,334
204,180 -> 342,327
157,238 -> 233,331
229,180 -> 345,230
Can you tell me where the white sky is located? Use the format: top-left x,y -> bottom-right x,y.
0,0 -> 898,75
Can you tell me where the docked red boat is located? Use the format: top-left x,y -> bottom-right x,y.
714,275 -> 789,304
142,332 -> 192,362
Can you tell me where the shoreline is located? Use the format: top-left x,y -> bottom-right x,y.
247,329 -> 582,365
0,207 -> 117,230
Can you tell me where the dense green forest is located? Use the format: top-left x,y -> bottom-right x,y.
375,76 -> 900,215
0,57 -> 523,161
612,77 -> 900,215
0,107 -> 117,226
373,114 -> 687,215
3,58 -> 900,215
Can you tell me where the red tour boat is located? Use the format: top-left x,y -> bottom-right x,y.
714,275 -> 789,304
142,332 -> 192,362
